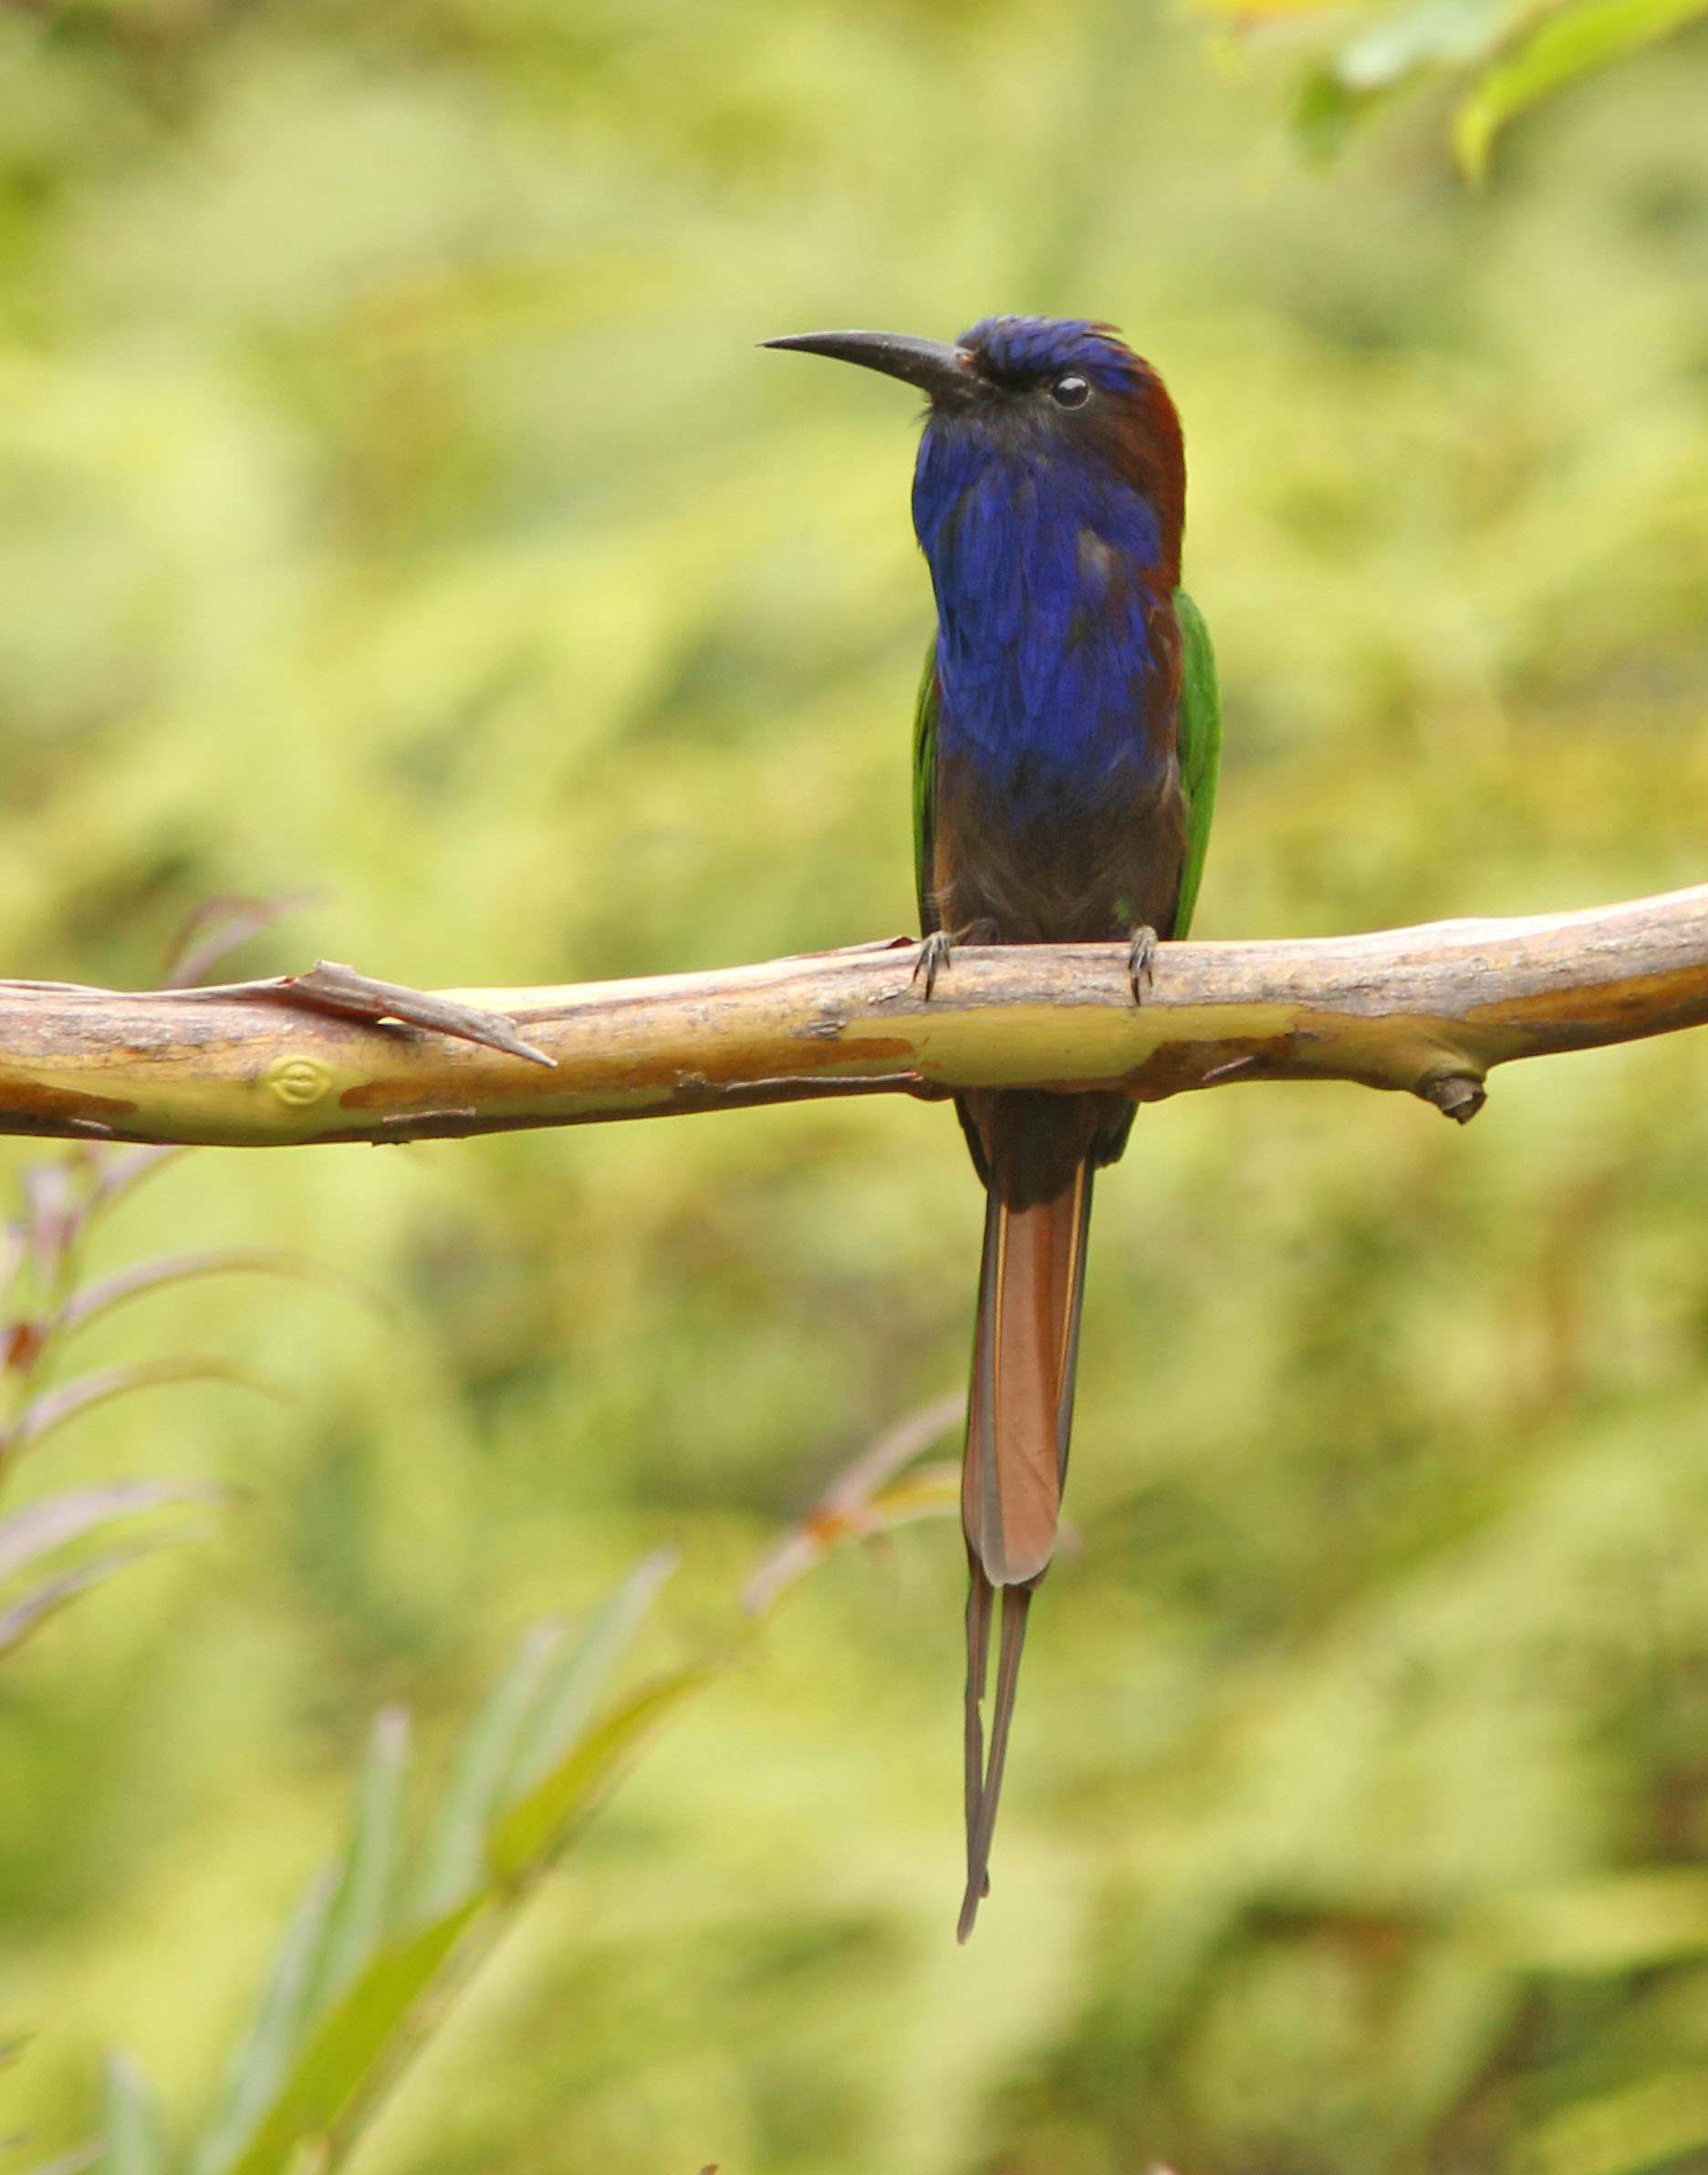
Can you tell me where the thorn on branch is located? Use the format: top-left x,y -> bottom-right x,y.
264,963 -> 557,1069
1419,1072 -> 1487,1124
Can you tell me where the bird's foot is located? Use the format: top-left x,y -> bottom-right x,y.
1127,926 -> 1160,1004
912,931 -> 953,1001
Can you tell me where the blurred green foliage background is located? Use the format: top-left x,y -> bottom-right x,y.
1,2 -> 1707,2171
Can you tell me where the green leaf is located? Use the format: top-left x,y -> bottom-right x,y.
182,1559 -> 702,2175
1522,2070 -> 1708,2175
1453,0 -> 1708,174
303,1709 -> 411,2020
489,1666 -> 711,1885
1333,0 -> 1530,89
1483,1870 -> 1708,1973
218,1900 -> 485,2175
412,1552 -> 678,1917
99,2054 -> 161,2175
193,1869 -> 338,2175
505,1548 -> 680,1798
410,1620 -> 567,1921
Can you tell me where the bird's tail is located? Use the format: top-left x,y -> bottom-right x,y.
958,1163 -> 1093,1942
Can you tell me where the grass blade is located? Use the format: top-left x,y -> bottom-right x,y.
57,1251 -> 363,1345
100,2054 -> 161,2175
505,1548 -> 679,1799
21,1162 -> 76,1286
5,1358 -> 287,1462
162,892 -> 319,991
179,1563 -> 708,2175
0,1219 -> 26,1299
89,1148 -> 187,1215
0,1481 -> 222,1585
0,1537 -> 203,1660
193,1870 -> 338,2175
745,1393 -> 962,1616
410,1621 -> 566,1921
304,1709 -> 411,2020
490,1666 -> 710,1885
219,1900 -> 485,2175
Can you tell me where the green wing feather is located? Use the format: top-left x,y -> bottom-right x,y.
911,587 -> 1220,942
1171,586 -> 1221,941
912,647 -> 940,935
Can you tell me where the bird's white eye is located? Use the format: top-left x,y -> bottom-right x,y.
1050,374 -> 1091,409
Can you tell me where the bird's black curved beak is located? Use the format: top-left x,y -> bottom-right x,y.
762,329 -> 972,400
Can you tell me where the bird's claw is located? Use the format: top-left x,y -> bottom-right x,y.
1127,926 -> 1159,1004
913,931 -> 953,1000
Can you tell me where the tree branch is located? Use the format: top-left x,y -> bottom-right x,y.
2,883 -> 1706,1149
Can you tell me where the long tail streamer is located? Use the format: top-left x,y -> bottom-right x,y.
958,1166 -> 1094,1940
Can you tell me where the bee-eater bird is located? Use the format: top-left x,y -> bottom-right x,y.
765,317 -> 1220,1938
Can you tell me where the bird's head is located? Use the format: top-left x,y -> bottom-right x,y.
765,314 -> 1183,579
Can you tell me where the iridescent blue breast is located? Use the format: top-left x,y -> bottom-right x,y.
912,381 -> 1172,818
